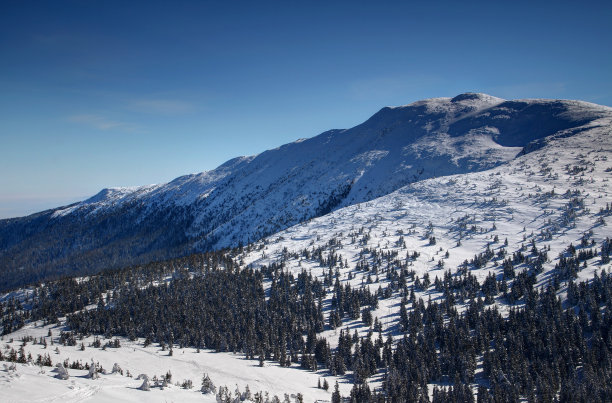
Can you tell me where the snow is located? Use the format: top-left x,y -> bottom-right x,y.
240,115 -> 612,326
31,93 -> 612,258
1,322 -> 346,402
2,94 -> 612,401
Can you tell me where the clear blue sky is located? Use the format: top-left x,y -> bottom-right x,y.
1,0 -> 611,218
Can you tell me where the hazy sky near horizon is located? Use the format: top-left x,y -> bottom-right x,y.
1,0 -> 611,218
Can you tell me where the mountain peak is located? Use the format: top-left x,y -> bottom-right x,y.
392,92 -> 505,114
451,92 -> 496,102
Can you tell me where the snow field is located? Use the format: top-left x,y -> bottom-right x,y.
1,322 -> 348,402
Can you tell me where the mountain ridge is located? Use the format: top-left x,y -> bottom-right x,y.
1,93 -> 610,290
2,106 -> 611,400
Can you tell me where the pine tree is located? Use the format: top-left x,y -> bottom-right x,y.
201,372 -> 216,394
332,381 -> 341,403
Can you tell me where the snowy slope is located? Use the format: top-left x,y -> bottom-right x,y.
239,113 -> 612,324
1,93 -> 610,290
1,108 -> 611,402
1,323 -> 345,403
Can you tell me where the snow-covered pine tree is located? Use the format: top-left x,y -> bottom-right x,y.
201,372 -> 216,394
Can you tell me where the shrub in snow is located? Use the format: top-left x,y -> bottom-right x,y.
111,363 -> 122,374
88,361 -> 100,379
54,363 -> 69,380
3,363 -> 14,372
242,384 -> 252,401
201,373 -> 216,394
139,378 -> 151,391
216,385 -> 230,402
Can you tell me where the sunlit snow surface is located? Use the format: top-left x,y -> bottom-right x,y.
3,99 -> 612,402
1,323 -> 342,402
242,115 -> 612,299
44,94 -> 612,252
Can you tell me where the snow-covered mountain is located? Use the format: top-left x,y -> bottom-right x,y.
1,94 -> 612,402
1,93 -> 610,290
1,118 -> 611,402
240,114 -> 612,291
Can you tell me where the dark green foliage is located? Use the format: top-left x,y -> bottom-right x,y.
66,268 -> 328,364
3,236 -> 612,402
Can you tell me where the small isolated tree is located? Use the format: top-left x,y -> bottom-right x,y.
201,373 -> 216,394
55,363 -> 69,380
111,363 -> 122,374
139,376 -> 151,391
216,385 -> 230,402
243,384 -> 252,401
88,361 -> 100,379
332,381 -> 341,403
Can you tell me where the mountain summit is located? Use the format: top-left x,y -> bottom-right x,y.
1,93 -> 610,290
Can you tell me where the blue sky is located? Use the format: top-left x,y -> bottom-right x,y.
1,0 -> 611,218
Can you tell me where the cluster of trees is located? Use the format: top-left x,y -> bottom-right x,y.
61,259 -> 378,372
1,252 -> 237,335
349,270 -> 612,402
2,232 -> 612,402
